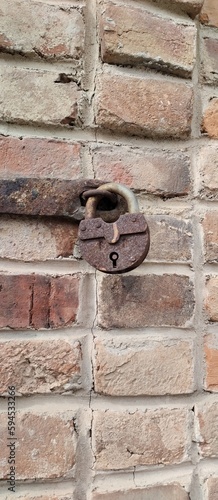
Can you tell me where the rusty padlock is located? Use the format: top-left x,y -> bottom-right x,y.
78,183 -> 150,273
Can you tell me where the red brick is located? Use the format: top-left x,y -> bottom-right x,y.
94,336 -> 195,396
202,212 -> 218,262
92,485 -> 189,500
206,478 -> 218,500
162,0 -> 203,15
99,1 -> 196,77
147,216 -> 193,262
0,411 -> 76,480
195,401 -> 218,458
0,0 -> 84,63
201,37 -> 218,84
95,71 -> 193,138
0,216 -> 78,261
0,339 -> 82,394
0,137 -> 82,179
205,276 -> 218,322
92,144 -> 191,197
202,99 -> 218,139
200,0 -> 218,27
198,144 -> 218,198
98,274 -> 195,328
96,73 -> 192,138
204,334 -> 218,392
93,409 -> 191,469
0,274 -> 80,329
0,68 -> 81,127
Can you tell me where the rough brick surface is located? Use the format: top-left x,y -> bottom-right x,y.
201,37 -> 218,84
202,212 -> 218,262
162,0 -> 203,15
15,496 -> 73,500
99,1 -> 196,77
0,0 -> 85,66
95,72 -> 193,138
93,409 -> 191,469
206,478 -> 218,500
0,137 -> 82,179
204,334 -> 218,392
92,145 -> 191,197
205,277 -> 218,322
199,144 -> 218,198
0,68 -> 81,127
0,339 -> 82,394
0,274 -> 80,329
202,99 -> 218,139
98,274 -> 195,328
92,485 -> 189,500
0,411 -> 76,480
94,336 -> 195,396
0,216 -> 77,261
147,216 -> 193,262
195,401 -> 218,458
200,0 -> 218,27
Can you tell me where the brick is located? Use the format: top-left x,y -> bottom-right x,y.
195,401 -> 218,458
92,145 -> 191,197
201,37 -> 218,84
0,0 -> 84,65
0,339 -> 82,394
206,478 -> 218,500
0,216 -> 78,261
147,216 -> 193,262
202,99 -> 218,139
99,1 -> 196,78
94,336 -> 195,396
95,72 -> 193,139
15,495 -> 73,500
0,411 -> 76,479
93,409 -> 191,469
162,0 -> 203,15
202,212 -> 218,262
204,334 -> 218,392
92,484 -> 189,500
198,144 -> 218,198
205,277 -> 218,322
0,137 -> 82,179
0,68 -> 81,127
0,274 -> 80,329
200,0 -> 218,28
98,275 -> 195,328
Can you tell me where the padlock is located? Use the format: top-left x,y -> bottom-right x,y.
78,183 -> 150,273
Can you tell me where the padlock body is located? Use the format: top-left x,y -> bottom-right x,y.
79,213 -> 150,273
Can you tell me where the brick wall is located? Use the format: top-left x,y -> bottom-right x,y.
0,0 -> 218,499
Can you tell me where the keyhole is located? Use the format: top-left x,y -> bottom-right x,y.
110,252 -> 119,268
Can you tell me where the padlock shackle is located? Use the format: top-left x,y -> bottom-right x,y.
85,183 -> 139,219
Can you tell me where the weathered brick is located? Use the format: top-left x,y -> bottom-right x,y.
94,336 -> 195,396
0,0 -> 84,66
202,99 -> 218,139
99,1 -> 196,77
98,275 -> 195,328
0,274 -> 80,329
204,334 -> 218,392
205,276 -> 218,322
206,478 -> 218,500
0,339 -> 82,394
92,485 -> 189,500
0,411 -> 76,480
162,0 -> 203,15
0,216 -> 77,261
202,212 -> 218,262
200,0 -> 218,28
147,216 -> 193,262
15,496 -> 73,500
0,68 -> 81,127
95,72 -> 193,139
92,145 -> 191,197
198,144 -> 218,198
0,137 -> 82,179
93,409 -> 191,469
201,37 -> 218,84
195,401 -> 218,458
